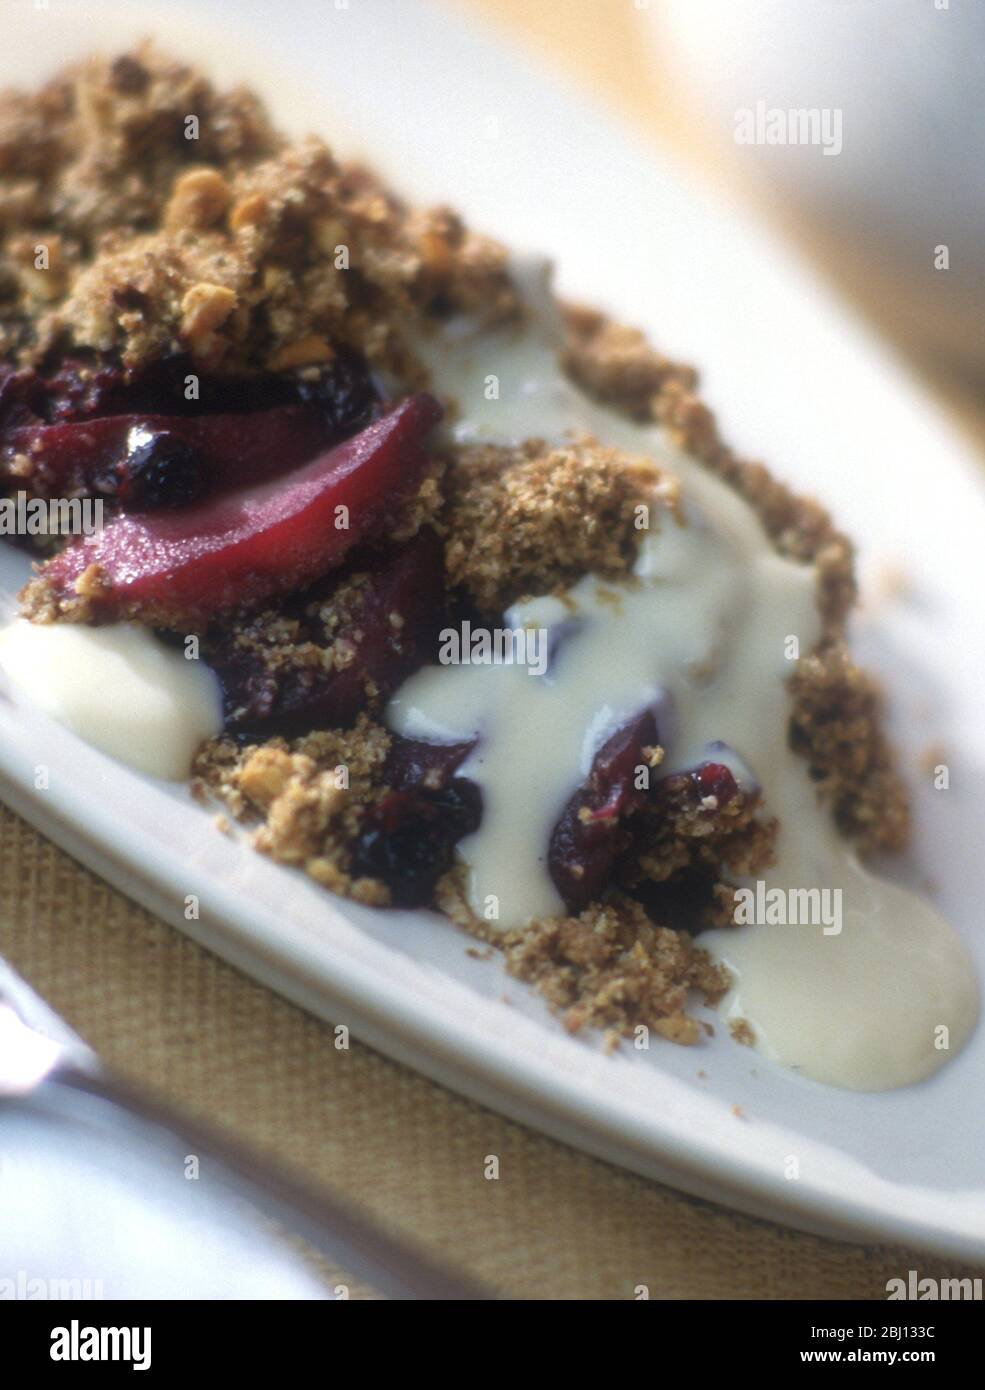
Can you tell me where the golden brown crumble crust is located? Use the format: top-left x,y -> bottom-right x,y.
192,717 -> 393,907
0,44 -> 518,374
443,439 -> 675,612
500,898 -> 729,1044
2,49 -> 911,1047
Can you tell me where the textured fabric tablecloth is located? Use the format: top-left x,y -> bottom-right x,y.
3,803 -> 983,1299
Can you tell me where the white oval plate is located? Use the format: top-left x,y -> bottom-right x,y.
3,0 -> 985,1259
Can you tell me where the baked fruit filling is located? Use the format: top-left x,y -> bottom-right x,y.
5,46 -> 972,1084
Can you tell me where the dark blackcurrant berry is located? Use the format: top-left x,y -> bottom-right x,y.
295,352 -> 378,435
118,430 -> 206,509
351,784 -> 480,908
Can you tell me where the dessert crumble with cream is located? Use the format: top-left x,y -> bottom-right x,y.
0,46 -> 976,1090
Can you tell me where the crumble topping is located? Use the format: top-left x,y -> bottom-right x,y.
564,305 -> 858,630
1,48 -> 913,1050
192,716 -> 392,906
789,641 -> 909,854
428,775 -> 769,1038
443,439 -> 673,611
499,897 -> 729,1043
0,44 -> 519,375
435,870 -> 726,1042
729,1017 -> 756,1047
625,774 -> 777,893
561,304 -> 696,419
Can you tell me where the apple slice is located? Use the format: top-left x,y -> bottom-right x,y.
36,394 -> 442,626
1,404 -> 343,503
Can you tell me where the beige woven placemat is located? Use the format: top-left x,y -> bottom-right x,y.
2,801 -> 982,1300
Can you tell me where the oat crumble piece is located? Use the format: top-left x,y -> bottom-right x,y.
192,716 -> 392,904
729,1017 -> 756,1047
499,896 -> 728,1042
788,643 -> 908,854
561,303 -> 696,419
443,438 -> 674,612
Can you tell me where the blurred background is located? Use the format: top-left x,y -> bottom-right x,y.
460,0 -> 985,444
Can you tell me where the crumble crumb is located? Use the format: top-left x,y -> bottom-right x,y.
729,1017 -> 755,1047
561,303 -> 696,418
164,167 -> 233,232
192,715 -> 392,902
19,558 -> 110,623
498,896 -> 728,1042
443,438 -> 674,612
653,1014 -> 703,1046
73,561 -> 110,600
788,642 -> 909,854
